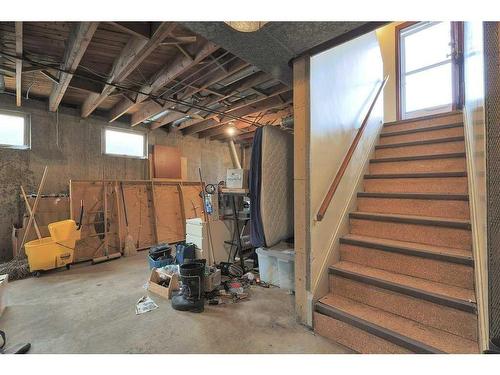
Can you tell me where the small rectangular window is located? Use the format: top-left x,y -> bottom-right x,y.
103,127 -> 147,159
0,110 -> 30,149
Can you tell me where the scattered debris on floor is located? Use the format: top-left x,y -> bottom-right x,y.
135,296 -> 158,315
0,255 -> 31,281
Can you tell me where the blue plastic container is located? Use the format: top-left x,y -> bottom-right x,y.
148,254 -> 174,269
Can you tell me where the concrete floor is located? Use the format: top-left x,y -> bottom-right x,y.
0,254 -> 350,354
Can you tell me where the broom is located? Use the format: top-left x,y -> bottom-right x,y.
120,182 -> 137,256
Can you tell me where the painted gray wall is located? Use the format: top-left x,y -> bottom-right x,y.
0,94 -> 232,261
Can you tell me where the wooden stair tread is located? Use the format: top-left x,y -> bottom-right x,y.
316,294 -> 478,353
340,234 -> 473,265
330,261 -> 476,304
370,152 -> 465,163
381,122 -> 463,138
365,171 -> 467,179
350,211 -> 471,229
375,136 -> 465,149
383,111 -> 463,127
357,192 -> 469,201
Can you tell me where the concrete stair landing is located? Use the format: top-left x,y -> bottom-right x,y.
314,111 -> 480,353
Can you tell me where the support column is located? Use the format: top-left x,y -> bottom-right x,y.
293,56 -> 312,325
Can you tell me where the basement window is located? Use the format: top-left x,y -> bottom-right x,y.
0,110 -> 31,149
103,127 -> 147,159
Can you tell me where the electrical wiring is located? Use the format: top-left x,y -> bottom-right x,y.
0,49 -> 275,128
157,51 -> 233,99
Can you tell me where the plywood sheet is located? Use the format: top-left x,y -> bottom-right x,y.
120,182 -> 155,250
70,180 -> 204,258
179,183 -> 204,220
153,145 -> 181,179
69,181 -> 121,261
153,183 -> 184,243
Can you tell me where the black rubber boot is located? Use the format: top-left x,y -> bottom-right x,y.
171,262 -> 205,313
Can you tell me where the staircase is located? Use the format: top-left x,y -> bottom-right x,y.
313,111 -> 479,354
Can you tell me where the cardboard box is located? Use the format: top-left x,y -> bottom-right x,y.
226,169 -> 248,189
0,274 -> 8,318
148,268 -> 179,300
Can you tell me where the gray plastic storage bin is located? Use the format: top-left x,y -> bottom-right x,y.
256,246 -> 295,291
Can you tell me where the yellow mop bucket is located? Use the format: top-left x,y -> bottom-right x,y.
25,219 -> 82,272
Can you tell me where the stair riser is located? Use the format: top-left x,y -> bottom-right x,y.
382,114 -> 463,133
375,140 -> 465,158
339,244 -> 474,288
364,177 -> 468,194
357,197 -> 470,219
350,218 -> 472,250
313,312 -> 412,354
379,127 -> 463,145
369,157 -> 466,174
329,276 -> 478,342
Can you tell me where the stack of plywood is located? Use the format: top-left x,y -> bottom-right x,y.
69,180 -> 204,262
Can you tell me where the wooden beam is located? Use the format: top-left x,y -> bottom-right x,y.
146,62 -> 254,129
173,72 -> 272,130
109,22 -> 151,40
81,22 -> 175,118
110,41 -> 219,123
15,22 -> 22,107
181,89 -> 292,135
203,108 -> 292,139
160,36 -> 197,45
49,22 -> 99,112
0,64 -> 15,77
41,70 -> 104,94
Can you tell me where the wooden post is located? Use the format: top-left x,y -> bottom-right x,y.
293,57 -> 312,326
114,182 -> 123,253
149,181 -> 160,244
102,181 -> 109,256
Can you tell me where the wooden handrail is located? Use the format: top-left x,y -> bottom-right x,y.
316,76 -> 388,222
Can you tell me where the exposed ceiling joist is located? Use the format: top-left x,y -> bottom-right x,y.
146,61 -> 253,129
160,36 -> 197,45
181,88 -> 291,135
41,70 -> 104,95
81,22 -> 175,118
15,22 -> 23,107
112,41 -> 219,124
49,22 -> 99,112
182,91 -> 292,136
108,22 -> 151,40
174,71 -> 273,130
203,108 -> 292,139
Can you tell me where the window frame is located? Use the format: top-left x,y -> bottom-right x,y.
0,109 -> 31,150
399,21 -> 453,119
102,126 -> 148,159
395,21 -> 464,120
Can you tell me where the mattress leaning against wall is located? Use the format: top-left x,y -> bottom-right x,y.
250,125 -> 294,248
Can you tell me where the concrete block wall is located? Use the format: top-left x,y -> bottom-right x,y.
0,94 -> 233,261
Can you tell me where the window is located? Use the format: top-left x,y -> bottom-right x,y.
398,22 -> 458,119
0,110 -> 30,149
103,127 -> 147,158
